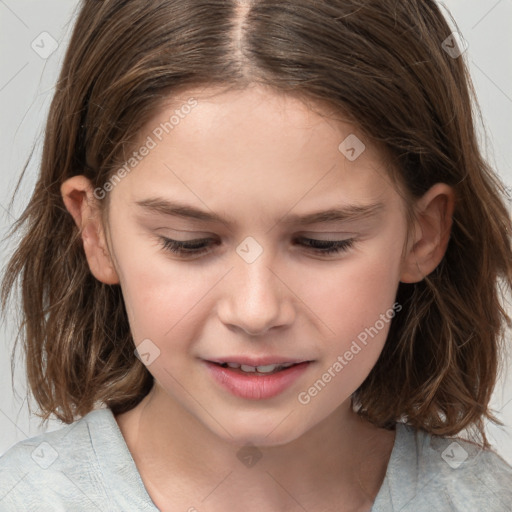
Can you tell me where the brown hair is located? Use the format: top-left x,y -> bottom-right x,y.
2,0 -> 511,448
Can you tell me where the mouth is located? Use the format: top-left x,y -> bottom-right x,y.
212,361 -> 301,375
207,356 -> 313,375
204,360 -> 313,400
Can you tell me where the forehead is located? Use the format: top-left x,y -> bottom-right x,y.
110,84 -> 399,218
139,83 -> 372,160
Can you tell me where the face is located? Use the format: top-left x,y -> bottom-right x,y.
94,85 -> 411,445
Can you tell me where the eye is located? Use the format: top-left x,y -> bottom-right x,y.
159,236 -> 355,258
159,237 -> 215,257
293,237 -> 355,255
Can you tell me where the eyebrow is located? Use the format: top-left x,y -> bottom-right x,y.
135,197 -> 384,227
280,203 -> 384,225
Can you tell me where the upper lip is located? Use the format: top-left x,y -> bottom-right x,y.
206,357 -> 312,366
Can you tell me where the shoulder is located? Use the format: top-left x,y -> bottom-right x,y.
0,408 -> 118,511
377,422 -> 512,512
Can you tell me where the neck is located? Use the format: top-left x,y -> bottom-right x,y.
115,383 -> 395,512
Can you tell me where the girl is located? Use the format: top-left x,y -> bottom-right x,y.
1,0 -> 511,511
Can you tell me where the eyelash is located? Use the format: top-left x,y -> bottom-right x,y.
159,236 -> 355,258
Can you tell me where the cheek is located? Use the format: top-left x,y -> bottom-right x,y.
302,241 -> 402,338
296,230 -> 404,388
294,249 -> 402,411
345,249 -> 402,325
112,239 -> 214,344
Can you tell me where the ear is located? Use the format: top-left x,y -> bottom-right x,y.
400,183 -> 455,283
61,175 -> 120,285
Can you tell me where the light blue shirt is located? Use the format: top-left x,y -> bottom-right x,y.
0,407 -> 511,511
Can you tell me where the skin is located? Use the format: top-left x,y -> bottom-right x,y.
61,84 -> 454,512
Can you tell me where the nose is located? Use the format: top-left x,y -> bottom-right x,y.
217,249 -> 295,336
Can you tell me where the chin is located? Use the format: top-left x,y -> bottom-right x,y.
214,417 -> 309,448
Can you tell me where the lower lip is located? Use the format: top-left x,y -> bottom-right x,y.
203,361 -> 311,400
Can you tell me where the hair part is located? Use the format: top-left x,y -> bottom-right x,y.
2,0 -> 511,448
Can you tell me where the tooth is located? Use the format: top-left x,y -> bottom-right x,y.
230,363 -> 296,373
256,364 -> 280,373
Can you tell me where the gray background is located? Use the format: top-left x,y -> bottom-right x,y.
1,0 -> 512,464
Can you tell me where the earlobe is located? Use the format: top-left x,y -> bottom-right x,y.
61,176 -> 120,285
400,183 -> 455,283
